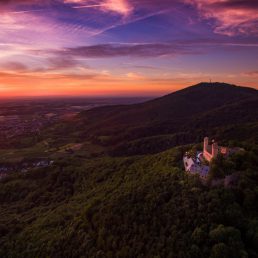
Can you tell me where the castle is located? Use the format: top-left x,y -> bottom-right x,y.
183,137 -> 232,180
203,137 -> 229,162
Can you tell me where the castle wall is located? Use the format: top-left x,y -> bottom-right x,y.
203,137 -> 213,161
203,149 -> 213,162
220,147 -> 229,155
203,137 -> 224,162
212,143 -> 218,158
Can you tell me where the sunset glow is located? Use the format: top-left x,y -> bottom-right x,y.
0,0 -> 258,97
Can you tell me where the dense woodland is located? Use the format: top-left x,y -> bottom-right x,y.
0,144 -> 258,258
0,83 -> 258,257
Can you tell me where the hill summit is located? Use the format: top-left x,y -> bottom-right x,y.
75,82 -> 258,155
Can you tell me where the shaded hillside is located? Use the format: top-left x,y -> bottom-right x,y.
1,145 -> 258,258
75,83 -> 258,154
81,83 -> 257,126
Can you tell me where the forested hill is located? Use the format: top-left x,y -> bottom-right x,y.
77,82 -> 258,155
80,82 -> 257,127
0,83 -> 258,258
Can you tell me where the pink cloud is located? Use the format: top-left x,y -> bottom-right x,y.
102,0 -> 132,15
0,0 -> 133,16
126,72 -> 145,79
0,12 -> 66,48
244,70 -> 258,78
185,0 -> 258,36
65,0 -> 133,16
1,61 -> 28,71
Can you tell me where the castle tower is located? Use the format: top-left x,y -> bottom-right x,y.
212,141 -> 218,158
203,137 -> 209,152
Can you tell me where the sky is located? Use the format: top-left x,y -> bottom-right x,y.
0,0 -> 258,97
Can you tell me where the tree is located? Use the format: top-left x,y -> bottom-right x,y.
191,227 -> 207,245
210,243 -> 229,258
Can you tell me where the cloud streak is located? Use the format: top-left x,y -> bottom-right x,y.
57,42 -> 202,58
66,0 -> 133,16
47,39 -> 258,60
1,0 -> 133,15
0,0 -> 257,96
244,71 -> 258,78
185,0 -> 258,36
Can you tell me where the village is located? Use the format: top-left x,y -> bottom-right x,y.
0,158 -> 54,179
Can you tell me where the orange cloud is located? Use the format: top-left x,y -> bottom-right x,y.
1,68 -> 257,98
126,72 -> 145,80
102,0 -> 132,15
66,0 -> 132,15
243,71 -> 258,78
0,68 -> 189,97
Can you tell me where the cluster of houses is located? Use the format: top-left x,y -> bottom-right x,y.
183,137 -> 239,180
0,158 -> 54,179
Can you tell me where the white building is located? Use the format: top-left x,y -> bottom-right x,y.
183,155 -> 209,179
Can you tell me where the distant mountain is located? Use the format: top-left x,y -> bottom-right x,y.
77,82 -> 258,155
81,82 -> 257,125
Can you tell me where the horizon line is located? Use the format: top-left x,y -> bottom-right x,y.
0,82 -> 257,100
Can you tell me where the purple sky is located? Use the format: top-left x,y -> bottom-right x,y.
0,0 -> 258,97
